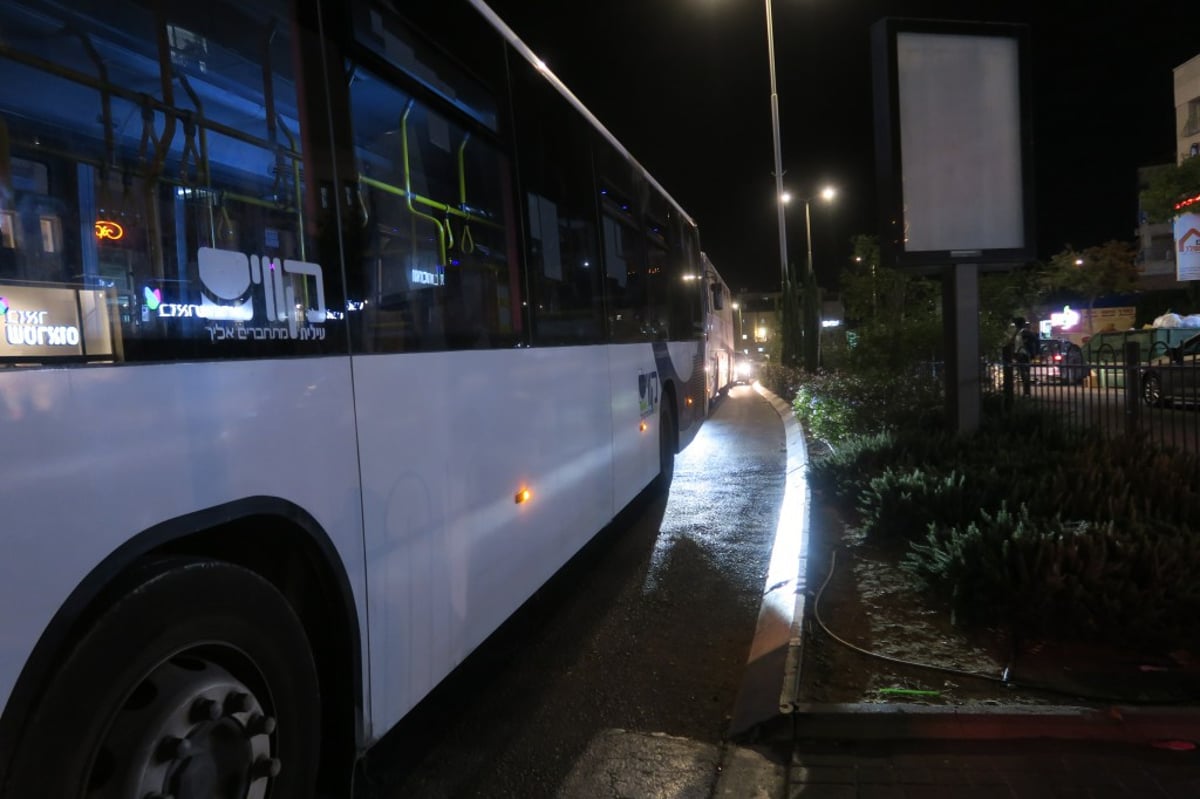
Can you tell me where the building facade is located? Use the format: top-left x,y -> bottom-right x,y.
1135,53 -> 1200,288
1177,54 -> 1200,162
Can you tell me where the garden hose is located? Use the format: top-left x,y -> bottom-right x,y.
813,549 -> 1008,685
812,548 -> 1200,706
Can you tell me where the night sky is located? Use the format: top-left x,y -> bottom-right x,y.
483,0 -> 1195,292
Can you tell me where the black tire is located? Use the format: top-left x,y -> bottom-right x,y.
654,398 -> 676,494
1143,373 -> 1163,407
4,557 -> 320,799
1062,348 -> 1085,385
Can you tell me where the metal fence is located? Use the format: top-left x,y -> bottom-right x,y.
985,339 -> 1200,454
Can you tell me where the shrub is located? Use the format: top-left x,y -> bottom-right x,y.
905,505 -> 1200,646
792,371 -> 863,444
858,468 -> 996,544
757,361 -> 803,400
802,378 -> 1200,646
792,367 -> 944,448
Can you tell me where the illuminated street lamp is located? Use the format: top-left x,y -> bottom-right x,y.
802,186 -> 837,287
806,185 -> 835,278
799,185 -> 837,372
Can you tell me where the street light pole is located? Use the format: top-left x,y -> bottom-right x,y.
804,198 -> 814,289
802,197 -> 818,371
802,186 -> 836,372
763,0 -> 792,366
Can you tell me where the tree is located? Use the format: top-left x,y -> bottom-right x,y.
1044,241 -> 1139,333
837,234 -> 942,375
839,234 -> 1049,367
979,264 -> 1044,355
1139,158 -> 1200,223
779,265 -> 801,368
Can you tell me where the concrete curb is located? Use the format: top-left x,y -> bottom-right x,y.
787,703 -> 1200,744
728,383 -> 810,736
726,382 -> 1200,747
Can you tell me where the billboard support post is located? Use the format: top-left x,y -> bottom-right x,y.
872,18 -> 1034,433
943,263 -> 980,433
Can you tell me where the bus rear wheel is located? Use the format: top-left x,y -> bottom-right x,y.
4,557 -> 320,799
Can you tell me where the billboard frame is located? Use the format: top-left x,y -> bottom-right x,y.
871,17 -> 1036,270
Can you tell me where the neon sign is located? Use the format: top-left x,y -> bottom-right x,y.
158,302 -> 254,321
1174,193 -> 1200,213
94,220 -> 125,241
1050,305 -> 1081,330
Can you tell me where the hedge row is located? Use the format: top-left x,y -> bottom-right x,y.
804,393 -> 1200,646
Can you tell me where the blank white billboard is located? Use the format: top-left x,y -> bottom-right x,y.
896,32 -> 1025,254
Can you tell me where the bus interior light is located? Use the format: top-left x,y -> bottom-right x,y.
514,487 -> 532,504
640,421 -> 648,432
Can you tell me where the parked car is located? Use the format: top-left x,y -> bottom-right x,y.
1031,338 -> 1086,385
1141,332 -> 1200,407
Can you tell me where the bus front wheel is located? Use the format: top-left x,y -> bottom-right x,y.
4,557 -> 320,799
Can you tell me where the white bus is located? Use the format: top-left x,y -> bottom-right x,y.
702,253 -> 736,403
0,0 -> 719,795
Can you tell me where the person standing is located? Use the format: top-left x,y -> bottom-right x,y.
1012,317 -> 1037,396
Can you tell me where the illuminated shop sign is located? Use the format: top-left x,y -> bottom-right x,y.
1050,305 -> 1080,330
1177,214 -> 1200,282
154,247 -> 327,342
0,285 -> 115,358
157,302 -> 254,321
2,290 -> 82,351
4,307 -> 81,346
411,267 -> 444,286
94,220 -> 125,241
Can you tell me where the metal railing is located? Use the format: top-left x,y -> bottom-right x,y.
985,341 -> 1200,453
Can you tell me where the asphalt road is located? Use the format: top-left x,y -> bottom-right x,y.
357,384 -> 786,798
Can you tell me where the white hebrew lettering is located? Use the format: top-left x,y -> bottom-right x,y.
194,246 -> 328,340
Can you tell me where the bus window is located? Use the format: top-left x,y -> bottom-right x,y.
345,8 -> 518,354
644,210 -> 670,342
0,0 -> 341,365
600,183 -> 649,344
669,214 -> 705,338
510,56 -> 603,345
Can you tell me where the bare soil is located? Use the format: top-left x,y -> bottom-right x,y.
797,462 -> 1200,709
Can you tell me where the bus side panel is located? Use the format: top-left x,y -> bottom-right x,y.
0,359 -> 368,715
352,347 -> 616,737
608,344 -> 669,507
663,341 -> 706,453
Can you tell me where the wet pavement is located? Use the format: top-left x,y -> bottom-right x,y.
555,382 -> 1200,799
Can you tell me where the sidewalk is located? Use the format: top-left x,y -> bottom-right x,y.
717,384 -> 1200,798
